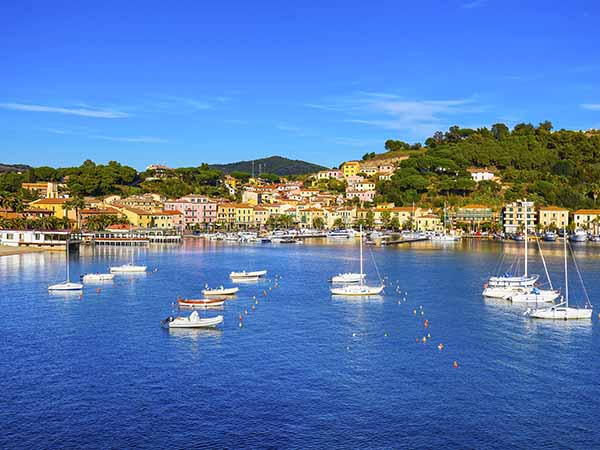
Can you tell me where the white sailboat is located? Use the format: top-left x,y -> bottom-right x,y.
525,226 -> 593,320
508,237 -> 560,303
109,226 -> 147,273
483,201 -> 538,298
48,239 -> 83,291
331,226 -> 384,296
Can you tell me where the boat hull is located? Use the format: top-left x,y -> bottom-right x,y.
178,298 -> 225,308
82,273 -> 114,282
509,289 -> 560,303
527,306 -> 592,320
166,315 -> 224,328
48,282 -> 83,291
110,265 -> 147,273
331,285 -> 384,296
202,287 -> 239,296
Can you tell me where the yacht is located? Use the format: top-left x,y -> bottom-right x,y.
569,229 -> 588,242
48,239 -> 83,291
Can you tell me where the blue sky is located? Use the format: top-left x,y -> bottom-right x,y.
1,0 -> 600,169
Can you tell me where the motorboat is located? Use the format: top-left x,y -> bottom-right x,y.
327,229 -> 355,239
330,273 -> 365,284
177,298 -> 225,309
430,202 -> 461,242
525,226 -> 593,320
48,239 -> 83,291
230,270 -> 267,280
110,263 -> 147,273
162,311 -> 224,328
508,287 -> 560,303
202,286 -> 239,296
569,229 -> 588,242
82,273 -> 114,282
330,225 -> 384,296
542,231 -> 557,242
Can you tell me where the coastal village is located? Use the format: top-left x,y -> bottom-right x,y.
2,155 -> 600,249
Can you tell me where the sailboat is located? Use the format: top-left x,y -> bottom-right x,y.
330,225 -> 384,296
48,238 -> 83,291
507,237 -> 560,303
430,202 -> 461,242
525,226 -> 593,320
483,201 -> 539,298
109,226 -> 147,273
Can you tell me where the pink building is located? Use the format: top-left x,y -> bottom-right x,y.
346,190 -> 375,202
164,195 -> 217,228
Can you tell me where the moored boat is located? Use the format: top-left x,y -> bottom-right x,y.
569,229 -> 588,242
230,270 -> 267,280
202,286 -> 239,296
48,238 -> 83,291
82,273 -> 115,282
177,297 -> 226,308
162,310 -> 224,328
110,263 -> 147,273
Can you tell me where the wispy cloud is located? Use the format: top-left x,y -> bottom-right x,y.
581,103 -> 600,111
276,122 -> 313,137
0,102 -> 129,118
462,0 -> 487,9
44,128 -> 166,143
306,91 -> 482,139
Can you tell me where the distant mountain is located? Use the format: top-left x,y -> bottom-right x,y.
0,163 -> 32,174
208,155 -> 327,176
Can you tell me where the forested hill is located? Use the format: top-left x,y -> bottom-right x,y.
0,163 -> 31,174
209,155 -> 327,176
376,123 -> 600,211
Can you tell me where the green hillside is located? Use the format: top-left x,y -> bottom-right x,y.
209,155 -> 326,176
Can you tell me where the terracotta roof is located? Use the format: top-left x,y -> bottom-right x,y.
32,198 -> 68,205
461,204 -> 493,209
539,206 -> 569,212
574,209 -> 600,214
155,210 -> 182,216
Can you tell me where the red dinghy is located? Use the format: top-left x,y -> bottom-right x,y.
177,297 -> 226,309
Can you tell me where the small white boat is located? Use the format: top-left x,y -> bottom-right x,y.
48,238 -> 82,291
482,285 -> 521,298
177,298 -> 225,309
569,229 -> 588,242
110,263 -> 147,273
327,229 -> 355,239
48,281 -> 83,291
162,311 -> 224,328
202,286 -> 239,296
230,270 -> 267,280
330,272 -> 365,284
82,273 -> 114,282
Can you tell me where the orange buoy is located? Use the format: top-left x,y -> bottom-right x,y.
415,338 -> 419,343
79,293 -> 83,299
96,288 -> 101,294
239,314 -> 243,321
424,319 -> 429,328
453,360 -> 458,368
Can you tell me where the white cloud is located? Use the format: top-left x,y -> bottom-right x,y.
0,102 -> 129,118
307,92 -> 481,139
581,103 -> 600,111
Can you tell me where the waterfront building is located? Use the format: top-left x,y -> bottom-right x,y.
80,206 -> 124,226
373,206 -> 415,228
573,209 -> 600,232
0,229 -> 80,248
538,206 -> 569,229
416,213 -> 443,232
164,195 -> 217,228
29,198 -> 76,220
503,200 -> 537,234
453,204 -> 499,229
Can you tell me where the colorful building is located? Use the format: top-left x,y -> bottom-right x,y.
341,161 -> 361,178
164,195 -> 217,228
573,209 -> 600,231
538,206 -> 569,229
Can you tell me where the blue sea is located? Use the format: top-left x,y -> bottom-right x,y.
1,239 -> 599,449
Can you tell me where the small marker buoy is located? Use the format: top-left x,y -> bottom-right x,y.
253,296 -> 256,299
346,346 -> 350,350
239,314 -> 243,321
263,290 -> 267,296
424,319 -> 429,328
269,287 -> 272,291
427,332 -> 431,338
239,322 -> 243,328
384,332 -> 388,337
453,360 -> 459,368
255,300 -> 258,305
244,309 -> 248,315
422,336 -> 427,343
421,311 -> 424,316
438,343 -> 444,351
352,333 -> 357,337
96,288 -> 101,294
251,305 -> 255,310
419,305 -> 423,310
415,338 -> 419,343
397,301 -> 400,304
79,293 -> 83,299
413,309 -> 417,315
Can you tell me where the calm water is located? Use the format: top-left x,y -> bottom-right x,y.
1,239 -> 599,449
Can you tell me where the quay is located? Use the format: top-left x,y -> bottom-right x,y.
82,229 -> 182,246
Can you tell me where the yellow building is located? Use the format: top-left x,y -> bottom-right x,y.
298,207 -> 325,228
217,203 -> 255,228
574,209 -> 600,231
29,198 -> 76,220
118,206 -> 154,227
373,207 -> 415,228
416,213 -> 442,232
253,206 -> 270,228
341,161 -> 361,178
538,206 -> 569,229
22,182 -> 65,199
150,210 -> 183,229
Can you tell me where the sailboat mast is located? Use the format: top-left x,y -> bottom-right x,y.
524,202 -> 528,277
564,225 -> 568,308
359,225 -> 364,286
66,236 -> 70,282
